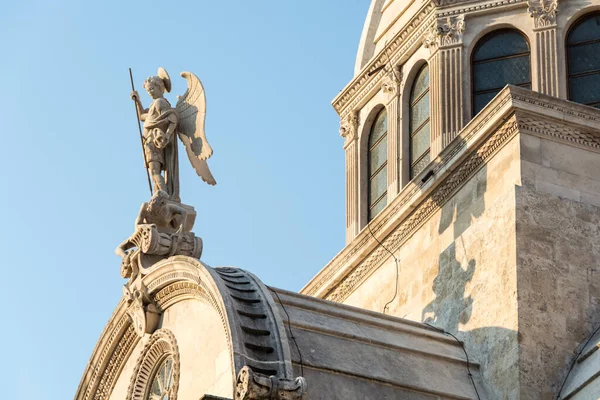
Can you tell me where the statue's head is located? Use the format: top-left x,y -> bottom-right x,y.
143,67 -> 171,99
147,190 -> 169,213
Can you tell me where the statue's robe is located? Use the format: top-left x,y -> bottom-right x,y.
144,98 -> 180,201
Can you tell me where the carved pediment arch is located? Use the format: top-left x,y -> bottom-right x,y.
75,257 -> 306,400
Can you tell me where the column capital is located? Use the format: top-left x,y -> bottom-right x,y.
340,111 -> 360,149
528,0 -> 558,29
424,14 -> 465,53
381,66 -> 403,101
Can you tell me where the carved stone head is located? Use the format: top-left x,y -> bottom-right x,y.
147,190 -> 169,215
143,67 -> 172,99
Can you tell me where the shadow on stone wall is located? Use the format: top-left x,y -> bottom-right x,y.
422,242 -> 475,329
421,240 -> 519,398
421,144 -> 522,398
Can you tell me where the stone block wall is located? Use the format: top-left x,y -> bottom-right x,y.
516,133 -> 600,399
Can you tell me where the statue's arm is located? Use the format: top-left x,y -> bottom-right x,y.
169,203 -> 188,229
135,204 -> 147,226
115,239 -> 134,258
131,91 -> 149,121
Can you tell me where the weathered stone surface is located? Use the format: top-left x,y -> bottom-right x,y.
304,88 -> 600,398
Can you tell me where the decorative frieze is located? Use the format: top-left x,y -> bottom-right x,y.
528,0 -> 558,29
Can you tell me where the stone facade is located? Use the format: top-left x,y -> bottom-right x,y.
299,0 -> 600,397
303,86 -> 600,398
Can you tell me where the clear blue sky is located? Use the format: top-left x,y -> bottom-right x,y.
0,1 -> 368,398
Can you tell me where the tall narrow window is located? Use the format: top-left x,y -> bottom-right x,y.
567,13 -> 600,108
368,109 -> 388,221
472,29 -> 531,115
409,64 -> 431,179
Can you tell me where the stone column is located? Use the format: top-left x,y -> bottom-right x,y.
425,15 -> 466,158
529,0 -> 559,96
382,66 -> 402,198
340,112 -> 360,244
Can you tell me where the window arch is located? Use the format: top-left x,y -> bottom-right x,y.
409,64 -> 431,179
472,29 -> 531,115
567,12 -> 600,108
368,108 -> 388,221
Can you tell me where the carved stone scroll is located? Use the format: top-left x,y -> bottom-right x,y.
235,366 -> 307,400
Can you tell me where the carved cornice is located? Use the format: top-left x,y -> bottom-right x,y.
307,87 -> 600,300
437,0 -> 527,17
528,0 -> 558,29
424,15 -> 466,50
517,114 -> 600,151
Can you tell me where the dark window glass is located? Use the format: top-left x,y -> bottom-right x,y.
409,65 -> 431,179
568,13 -> 600,108
472,29 -> 531,115
368,109 -> 388,221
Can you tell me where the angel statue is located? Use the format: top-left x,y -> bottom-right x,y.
130,67 -> 216,202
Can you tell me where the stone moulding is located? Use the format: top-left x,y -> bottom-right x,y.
126,329 -> 181,400
75,257 -> 307,400
303,87 -> 600,302
333,0 -> 528,117
76,303 -> 139,400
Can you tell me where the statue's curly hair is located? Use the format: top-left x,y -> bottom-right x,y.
143,75 -> 165,91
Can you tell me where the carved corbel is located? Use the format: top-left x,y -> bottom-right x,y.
424,15 -> 465,51
339,112 -> 359,147
123,282 -> 161,338
528,0 -> 558,29
235,367 -> 307,400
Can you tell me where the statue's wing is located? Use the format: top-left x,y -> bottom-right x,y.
176,71 -> 216,185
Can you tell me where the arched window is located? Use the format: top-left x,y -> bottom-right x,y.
368,109 -> 388,221
409,64 -> 431,179
472,29 -> 531,115
567,13 -> 600,108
